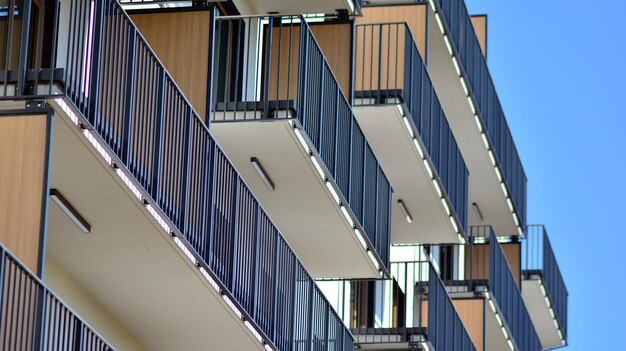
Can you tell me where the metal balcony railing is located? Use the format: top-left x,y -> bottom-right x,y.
354,22 -> 469,233
523,225 -> 568,338
0,242 -> 114,350
322,260 -> 476,350
439,226 -> 541,351
212,15 -> 392,269
434,0 -> 528,229
0,1 -> 356,350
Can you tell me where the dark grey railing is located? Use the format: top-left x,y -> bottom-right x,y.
354,22 -> 468,234
428,264 -> 476,351
489,229 -> 541,351
523,225 -> 568,338
0,242 -> 114,350
434,0 -> 527,229
324,260 -> 476,350
440,226 -> 540,351
0,1 -> 356,350
212,15 -> 391,270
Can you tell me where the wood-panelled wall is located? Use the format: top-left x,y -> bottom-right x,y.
354,23 -> 407,92
453,299 -> 484,351
0,115 -> 49,273
357,5 -> 427,58
310,23 -> 352,98
464,243 -> 521,288
354,5 -> 427,94
267,23 -> 352,101
131,11 -> 211,120
470,15 -> 487,57
502,242 -> 521,288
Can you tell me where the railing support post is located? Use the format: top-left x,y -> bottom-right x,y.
87,0 -> 105,124
17,0 -> 33,95
307,280 -> 314,351
179,107 -> 193,234
263,18 -> 274,118
298,19 -> 309,119
151,70 -> 165,200
121,27 -> 137,166
205,5 -> 217,124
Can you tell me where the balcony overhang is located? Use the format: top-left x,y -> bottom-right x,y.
45,102 -> 268,351
353,104 -> 462,245
425,6 -> 519,236
210,116 -> 381,279
522,277 -> 566,349
232,0 -> 358,16
353,332 -> 428,350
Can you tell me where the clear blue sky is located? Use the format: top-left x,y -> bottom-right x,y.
465,0 -> 626,349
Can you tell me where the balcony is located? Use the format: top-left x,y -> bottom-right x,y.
317,258 -> 477,351
210,15 -> 392,279
0,242 -> 114,350
118,0 -> 362,16
0,1 -> 355,350
420,0 -> 527,236
521,225 -> 568,349
352,22 -> 468,245
437,226 -> 541,351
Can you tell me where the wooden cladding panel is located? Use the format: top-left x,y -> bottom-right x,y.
357,5 -> 427,57
267,26 -> 301,102
267,23 -> 352,101
470,15 -> 487,57
465,244 -> 490,281
131,11 -> 211,119
309,23 -> 352,98
0,17 -> 23,69
354,24 -> 407,92
464,243 -> 521,288
420,300 -> 428,328
502,242 -> 521,288
453,299 -> 484,351
0,115 -> 48,273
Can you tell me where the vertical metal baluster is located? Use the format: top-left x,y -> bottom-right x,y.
3,0 -> 15,96
88,0 -> 104,124
121,26 -> 136,166
262,18 -> 274,118
49,0 -> 61,95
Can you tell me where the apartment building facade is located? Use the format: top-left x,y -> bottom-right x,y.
0,0 -> 567,350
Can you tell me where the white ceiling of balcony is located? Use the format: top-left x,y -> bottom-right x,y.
353,104 -> 461,245
45,106 -> 266,351
522,279 -> 565,350
210,117 -> 379,279
484,297 -> 514,351
233,0 -> 356,15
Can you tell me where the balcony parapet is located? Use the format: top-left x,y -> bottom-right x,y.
523,225 -> 568,343
430,0 -> 528,232
212,15 -> 392,272
354,22 -> 468,237
318,259 -> 477,351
